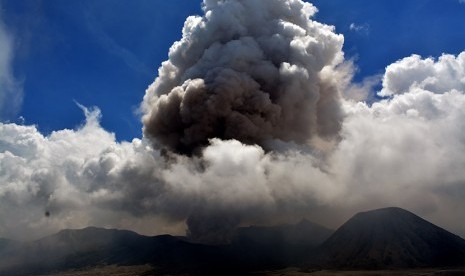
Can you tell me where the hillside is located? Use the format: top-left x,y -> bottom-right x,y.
318,207 -> 465,268
2,208 -> 465,275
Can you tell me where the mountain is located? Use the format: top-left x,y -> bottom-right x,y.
232,219 -> 333,247
225,219 -> 334,270
0,237 -> 14,251
2,208 -> 465,275
0,227 -> 222,275
317,207 -> 465,269
0,220 -> 330,275
0,237 -> 17,258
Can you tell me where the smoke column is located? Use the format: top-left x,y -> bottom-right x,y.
3,0 -> 465,245
142,0 -> 345,155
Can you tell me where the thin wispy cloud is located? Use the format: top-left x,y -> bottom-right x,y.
349,22 -> 370,34
0,8 -> 23,121
83,10 -> 153,78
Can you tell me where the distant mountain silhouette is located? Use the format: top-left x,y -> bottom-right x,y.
233,219 -> 333,247
0,220 -> 329,275
224,219 -> 333,270
317,207 -> 465,269
0,237 -> 14,250
2,208 -> 465,275
0,237 -> 16,258
0,227 -> 222,275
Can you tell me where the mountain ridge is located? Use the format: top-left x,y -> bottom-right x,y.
0,220 -> 332,275
317,207 -> 465,268
1,207 -> 465,275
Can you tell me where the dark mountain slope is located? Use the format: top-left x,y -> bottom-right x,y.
0,237 -> 15,251
0,227 -> 223,275
228,219 -> 333,269
0,220 -> 331,275
219,220 -> 333,271
318,207 -> 465,269
3,208 -> 465,275
233,219 -> 333,247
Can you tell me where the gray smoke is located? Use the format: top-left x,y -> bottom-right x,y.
140,0 -> 347,242
3,0 -> 465,246
142,0 -> 344,155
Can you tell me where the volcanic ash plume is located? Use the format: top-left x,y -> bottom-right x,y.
4,0 -> 465,245
142,0 -> 345,154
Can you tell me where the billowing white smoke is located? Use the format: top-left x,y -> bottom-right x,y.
140,0 -> 348,241
142,0 -> 344,154
1,0 -> 465,243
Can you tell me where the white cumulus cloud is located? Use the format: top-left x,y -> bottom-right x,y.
379,53 -> 465,97
1,0 -> 465,243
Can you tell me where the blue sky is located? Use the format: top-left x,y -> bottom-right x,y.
1,0 -> 465,141
2,0 -> 465,241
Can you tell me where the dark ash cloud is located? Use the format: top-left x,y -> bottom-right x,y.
1,0 -> 465,244
142,0 -> 345,155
